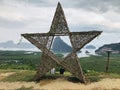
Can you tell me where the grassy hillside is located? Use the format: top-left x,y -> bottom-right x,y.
0,50 -> 120,74
80,54 -> 120,74
0,51 -> 120,84
0,50 -> 41,70
0,69 -> 120,90
0,50 -> 63,70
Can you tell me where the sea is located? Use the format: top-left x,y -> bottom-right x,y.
0,47 -> 97,58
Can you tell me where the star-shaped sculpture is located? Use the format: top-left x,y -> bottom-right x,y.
21,2 -> 102,83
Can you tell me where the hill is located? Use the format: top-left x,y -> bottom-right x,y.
51,37 -> 72,53
95,43 -> 120,54
85,45 -> 96,49
0,40 -> 34,49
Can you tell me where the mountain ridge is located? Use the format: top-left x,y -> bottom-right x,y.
0,40 -> 34,49
95,43 -> 120,54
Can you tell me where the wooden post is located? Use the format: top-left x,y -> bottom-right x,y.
105,50 -> 112,72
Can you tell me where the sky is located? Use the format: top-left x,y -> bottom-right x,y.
0,0 -> 120,48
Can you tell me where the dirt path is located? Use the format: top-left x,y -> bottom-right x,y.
0,81 -> 40,90
39,78 -> 120,90
0,78 -> 120,90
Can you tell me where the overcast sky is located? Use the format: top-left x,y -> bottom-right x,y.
0,0 -> 120,48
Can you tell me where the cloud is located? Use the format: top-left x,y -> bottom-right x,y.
2,0 -> 120,13
0,0 -> 56,7
64,8 -> 120,33
63,0 -> 119,14
59,0 -> 120,13
0,17 -> 26,29
0,0 -> 120,47
12,0 -> 120,13
20,0 -> 55,7
0,0 -> 54,30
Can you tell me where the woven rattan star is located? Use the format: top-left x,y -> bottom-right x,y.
22,2 -> 102,83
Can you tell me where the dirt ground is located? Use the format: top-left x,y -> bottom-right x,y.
0,73 -> 120,90
0,78 -> 120,90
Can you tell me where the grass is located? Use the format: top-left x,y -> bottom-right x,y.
0,51 -> 120,83
85,70 -> 120,82
80,54 -> 120,74
1,69 -> 120,83
0,69 -> 19,73
0,51 -> 120,74
1,70 -> 36,82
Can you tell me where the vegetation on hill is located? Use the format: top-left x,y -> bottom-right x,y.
0,50 -> 63,70
80,54 -> 120,74
0,50 -> 120,85
0,50 -> 120,74
0,50 -> 41,70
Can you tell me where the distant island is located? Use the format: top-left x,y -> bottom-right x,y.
0,39 -> 97,53
0,40 -> 34,49
51,37 -> 72,53
95,43 -> 120,54
0,37 -> 73,53
85,45 -> 96,49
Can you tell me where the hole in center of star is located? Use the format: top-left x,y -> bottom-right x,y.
50,36 -> 73,58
